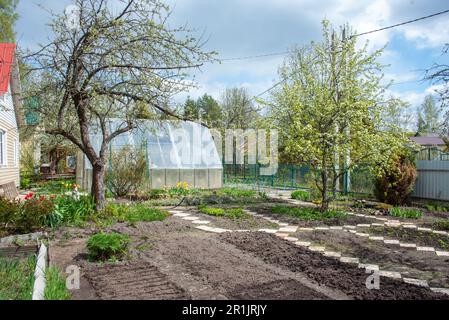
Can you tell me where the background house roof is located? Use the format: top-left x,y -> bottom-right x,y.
0,43 -> 16,96
410,136 -> 446,146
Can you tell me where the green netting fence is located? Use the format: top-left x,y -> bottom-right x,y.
223,163 -> 375,195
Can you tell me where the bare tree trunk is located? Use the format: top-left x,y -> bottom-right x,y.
320,170 -> 329,212
91,163 -> 106,211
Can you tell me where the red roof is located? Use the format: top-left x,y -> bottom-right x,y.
0,43 -> 16,96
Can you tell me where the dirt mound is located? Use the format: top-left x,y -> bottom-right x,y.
219,232 -> 448,300
85,262 -> 188,300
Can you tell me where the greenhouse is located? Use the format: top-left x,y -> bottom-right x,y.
76,120 -> 223,191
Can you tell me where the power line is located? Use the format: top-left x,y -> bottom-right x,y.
351,8 -> 449,38
220,51 -> 289,62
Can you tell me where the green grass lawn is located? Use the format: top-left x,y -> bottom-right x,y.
0,256 -> 36,300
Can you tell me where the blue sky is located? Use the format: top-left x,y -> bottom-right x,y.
15,0 -> 449,126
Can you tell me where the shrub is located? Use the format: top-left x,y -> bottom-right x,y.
374,154 -> 417,206
14,194 -> 54,233
0,198 -> 19,227
291,190 -> 311,201
198,205 -> 225,216
389,207 -> 422,219
168,182 -> 190,197
271,205 -> 346,220
48,195 -> 95,227
87,232 -> 130,261
106,145 -> 147,197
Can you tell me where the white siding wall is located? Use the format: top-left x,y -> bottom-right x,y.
0,84 -> 20,187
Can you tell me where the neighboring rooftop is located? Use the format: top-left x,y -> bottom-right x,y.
410,134 -> 446,146
0,43 -> 16,96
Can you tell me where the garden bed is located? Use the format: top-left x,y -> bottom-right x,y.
291,229 -> 449,288
219,232 -> 448,299
252,204 -> 374,227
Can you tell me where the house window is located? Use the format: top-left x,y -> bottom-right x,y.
0,130 -> 6,166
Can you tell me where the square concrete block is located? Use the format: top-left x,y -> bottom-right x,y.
298,227 -> 314,231
330,226 -> 343,230
182,216 -> 199,221
430,288 -> 449,295
432,230 -> 448,235
379,270 -> 402,279
358,263 -> 379,271
275,233 -> 290,238
340,257 -> 359,264
258,229 -> 278,234
278,223 -> 289,227
314,227 -> 330,231
324,251 -> 341,258
435,251 -> 449,256
192,220 -> 211,224
417,246 -> 435,252
371,223 -> 384,227
369,236 -> 384,241
417,227 -> 432,232
399,243 -> 417,248
173,213 -> 190,217
295,241 -> 311,247
403,278 -> 429,287
279,226 -> 298,233
284,237 -> 298,242
356,224 -> 371,228
384,239 -> 400,244
344,225 -> 356,229
403,224 -> 417,229
355,233 -> 370,237
309,246 -> 326,252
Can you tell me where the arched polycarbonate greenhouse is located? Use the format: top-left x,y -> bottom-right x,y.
76,120 -> 223,191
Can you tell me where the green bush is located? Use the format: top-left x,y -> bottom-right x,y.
374,154 -> 417,206
0,198 -> 19,227
14,195 -> 54,233
291,190 -> 311,201
87,232 -> 130,261
106,145 -> 147,197
389,207 -> 422,219
198,205 -> 246,218
48,195 -> 95,227
271,205 -> 346,220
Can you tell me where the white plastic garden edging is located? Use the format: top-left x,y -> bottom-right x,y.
32,243 -> 47,300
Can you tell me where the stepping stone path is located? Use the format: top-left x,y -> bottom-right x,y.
168,207 -> 449,295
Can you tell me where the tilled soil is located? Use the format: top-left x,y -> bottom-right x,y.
368,226 -> 449,250
292,229 -> 449,288
84,262 -> 188,300
219,232 -> 448,300
251,205 -> 375,227
193,210 -> 279,230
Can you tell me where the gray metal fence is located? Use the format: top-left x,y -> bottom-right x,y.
413,160 -> 449,201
